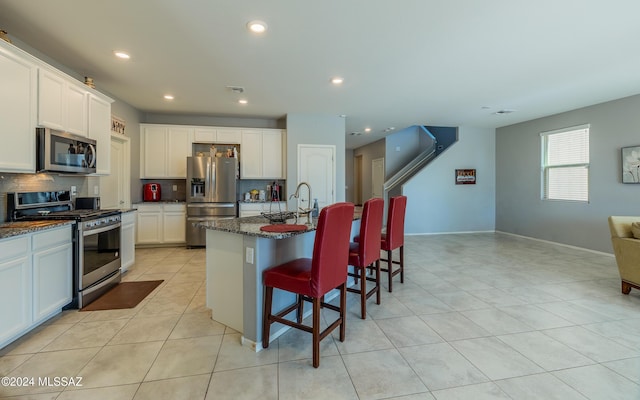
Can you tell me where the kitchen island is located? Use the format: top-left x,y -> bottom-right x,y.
197,213 -> 360,350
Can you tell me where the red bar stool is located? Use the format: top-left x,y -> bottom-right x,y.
380,195 -> 407,292
347,198 -> 384,319
262,202 -> 355,368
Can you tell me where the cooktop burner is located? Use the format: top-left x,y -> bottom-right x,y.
18,209 -> 120,221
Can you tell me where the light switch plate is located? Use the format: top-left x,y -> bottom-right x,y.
245,247 -> 254,264
71,186 -> 77,196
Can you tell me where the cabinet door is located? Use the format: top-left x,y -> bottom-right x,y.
167,127 -> 192,178
241,130 -> 262,178
141,125 -> 168,178
136,211 -> 162,244
65,83 -> 88,136
163,211 -> 186,243
88,95 -> 112,175
0,43 -> 37,173
0,237 -> 31,347
32,242 -> 72,323
38,69 -> 66,130
216,128 -> 241,144
194,127 -> 217,143
120,212 -> 136,272
262,130 -> 283,178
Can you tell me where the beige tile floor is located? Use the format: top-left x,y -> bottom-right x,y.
2,233 -> 640,399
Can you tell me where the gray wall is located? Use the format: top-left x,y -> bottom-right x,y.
385,126 -> 423,178
496,94 -> 640,253
285,114 -> 346,210
404,126 -> 496,234
345,149 -> 354,203
353,139 -> 386,201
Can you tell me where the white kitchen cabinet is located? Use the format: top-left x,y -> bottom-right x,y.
32,227 -> 73,323
163,203 -> 187,243
0,40 -> 37,173
140,124 -> 193,178
216,128 -> 242,144
238,202 -> 287,217
88,94 -> 113,175
120,211 -> 136,272
136,203 -> 186,245
194,127 -> 217,142
0,224 -> 73,349
38,68 -> 89,136
0,237 -> 31,348
240,129 -> 285,179
193,127 -> 242,144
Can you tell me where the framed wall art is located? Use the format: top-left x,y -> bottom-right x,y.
622,145 -> 640,183
455,169 -> 476,185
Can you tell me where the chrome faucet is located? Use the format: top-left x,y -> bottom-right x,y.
289,181 -> 312,224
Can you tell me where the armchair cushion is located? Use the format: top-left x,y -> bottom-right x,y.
609,216 -> 640,294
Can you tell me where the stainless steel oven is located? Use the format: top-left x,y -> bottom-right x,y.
77,214 -> 121,307
7,191 -> 121,308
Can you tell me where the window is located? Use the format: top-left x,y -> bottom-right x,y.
541,124 -> 589,202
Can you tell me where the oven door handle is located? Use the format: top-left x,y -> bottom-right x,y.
83,222 -> 121,236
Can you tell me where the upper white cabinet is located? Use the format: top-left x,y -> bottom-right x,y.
88,94 -> 112,175
241,129 -> 285,179
38,69 -> 89,136
193,127 -> 242,144
140,124 -> 193,178
0,40 -> 37,173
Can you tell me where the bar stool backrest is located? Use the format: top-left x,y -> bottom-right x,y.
385,196 -> 407,251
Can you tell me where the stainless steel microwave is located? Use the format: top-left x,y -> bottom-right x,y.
36,128 -> 97,174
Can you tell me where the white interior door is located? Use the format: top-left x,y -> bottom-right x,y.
297,145 -> 335,210
372,157 -> 385,199
100,134 -> 131,209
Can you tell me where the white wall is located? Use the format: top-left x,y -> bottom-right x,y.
496,94 -> 640,253
403,126 -> 496,234
285,114 -> 346,209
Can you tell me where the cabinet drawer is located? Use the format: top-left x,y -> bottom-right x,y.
163,203 -> 186,213
32,226 -> 71,251
136,203 -> 163,213
239,203 -> 262,212
0,236 -> 29,261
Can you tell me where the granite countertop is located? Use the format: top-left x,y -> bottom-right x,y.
0,220 -> 75,240
196,209 -> 362,240
196,215 -> 315,239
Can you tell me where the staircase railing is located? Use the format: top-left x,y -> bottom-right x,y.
383,126 -> 437,202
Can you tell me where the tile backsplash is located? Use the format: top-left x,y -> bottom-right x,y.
0,172 -> 94,222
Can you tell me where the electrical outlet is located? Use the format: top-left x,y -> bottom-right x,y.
71,186 -> 77,196
93,185 -> 99,195
172,185 -> 178,192
245,247 -> 254,264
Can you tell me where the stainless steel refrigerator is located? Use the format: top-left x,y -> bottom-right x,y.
186,156 -> 238,247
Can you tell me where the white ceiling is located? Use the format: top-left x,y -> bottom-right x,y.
2,0 -> 640,148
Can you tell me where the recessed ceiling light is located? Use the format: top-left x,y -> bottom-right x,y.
238,99 -> 248,105
364,128 -> 372,133
247,20 -> 267,33
163,95 -> 174,100
339,114 -> 347,118
114,51 -> 130,59
331,77 -> 344,85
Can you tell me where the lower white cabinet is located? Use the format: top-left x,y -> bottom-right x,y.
0,224 -> 73,349
136,203 -> 186,245
239,202 -> 287,217
120,211 -> 136,272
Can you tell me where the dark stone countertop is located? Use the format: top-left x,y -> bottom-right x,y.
0,220 -> 75,240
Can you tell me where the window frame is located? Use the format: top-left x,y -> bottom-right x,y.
540,124 -> 590,203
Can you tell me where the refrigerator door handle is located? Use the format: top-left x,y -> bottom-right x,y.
210,160 -> 216,201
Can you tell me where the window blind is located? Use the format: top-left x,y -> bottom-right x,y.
541,125 -> 589,202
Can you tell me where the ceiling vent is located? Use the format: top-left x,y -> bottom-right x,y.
493,109 -> 516,115
226,86 -> 245,93
350,132 -> 362,136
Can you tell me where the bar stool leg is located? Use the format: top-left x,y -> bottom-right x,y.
312,297 -> 321,368
296,295 -> 304,323
400,246 -> 404,283
387,249 -> 393,292
360,266 -> 367,319
339,283 -> 346,341
262,286 -> 273,349
375,259 -> 381,304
